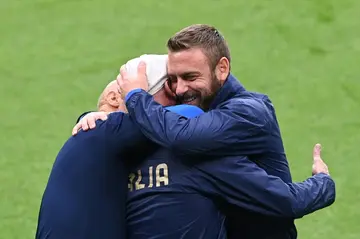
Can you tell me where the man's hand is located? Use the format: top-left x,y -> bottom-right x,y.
72,112 -> 109,136
312,144 -> 330,175
117,61 -> 148,100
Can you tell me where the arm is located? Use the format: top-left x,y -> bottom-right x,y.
190,156 -> 335,218
126,90 -> 270,156
100,106 -> 206,151
74,102 -> 205,136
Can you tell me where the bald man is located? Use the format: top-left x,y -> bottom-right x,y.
35,75 -> 206,239
35,80 -> 133,239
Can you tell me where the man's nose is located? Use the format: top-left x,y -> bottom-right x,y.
176,78 -> 189,95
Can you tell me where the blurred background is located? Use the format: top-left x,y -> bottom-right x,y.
1,0 -> 359,238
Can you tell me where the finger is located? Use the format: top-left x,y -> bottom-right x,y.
313,143 -> 322,161
119,64 -> 126,73
72,124 -> 81,136
137,61 -> 147,77
116,73 -> 122,83
116,73 -> 123,92
88,116 -> 96,129
120,65 -> 128,81
99,114 -> 108,121
81,119 -> 89,131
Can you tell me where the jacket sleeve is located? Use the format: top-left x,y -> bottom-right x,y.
126,90 -> 270,156
190,156 -> 336,218
76,106 -> 204,152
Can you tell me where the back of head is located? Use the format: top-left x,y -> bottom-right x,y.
167,24 -> 231,70
124,54 -> 168,95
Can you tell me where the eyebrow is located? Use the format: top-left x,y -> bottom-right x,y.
168,71 -> 201,77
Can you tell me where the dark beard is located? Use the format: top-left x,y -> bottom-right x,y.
200,74 -> 222,111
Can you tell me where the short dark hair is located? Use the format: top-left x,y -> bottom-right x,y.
167,24 -> 231,70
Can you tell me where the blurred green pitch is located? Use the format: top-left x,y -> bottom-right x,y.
1,0 -> 359,238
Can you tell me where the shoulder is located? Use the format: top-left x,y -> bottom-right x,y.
218,92 -> 275,125
83,111 -> 130,136
102,111 -> 137,133
224,93 -> 269,113
106,111 -> 126,124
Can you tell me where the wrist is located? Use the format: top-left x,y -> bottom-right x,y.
125,88 -> 143,103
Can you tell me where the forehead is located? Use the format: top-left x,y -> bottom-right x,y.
167,48 -> 209,75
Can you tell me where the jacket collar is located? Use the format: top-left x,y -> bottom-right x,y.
209,74 -> 246,109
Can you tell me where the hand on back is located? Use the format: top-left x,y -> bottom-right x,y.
72,112 -> 109,136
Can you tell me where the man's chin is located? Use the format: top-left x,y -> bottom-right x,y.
180,99 -> 201,107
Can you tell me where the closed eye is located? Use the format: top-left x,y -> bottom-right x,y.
181,73 -> 199,81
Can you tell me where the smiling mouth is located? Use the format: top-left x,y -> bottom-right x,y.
182,96 -> 197,103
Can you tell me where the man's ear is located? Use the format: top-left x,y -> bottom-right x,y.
215,57 -> 230,85
106,91 -> 120,108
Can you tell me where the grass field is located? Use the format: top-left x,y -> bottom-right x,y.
1,0 -> 359,238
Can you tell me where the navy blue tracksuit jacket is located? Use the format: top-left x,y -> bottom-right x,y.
37,103 -> 335,239
124,74 -> 336,238
35,106 -> 215,239
36,112 -> 145,239
126,143 -> 334,239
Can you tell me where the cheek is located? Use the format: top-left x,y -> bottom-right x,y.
191,79 -> 211,92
